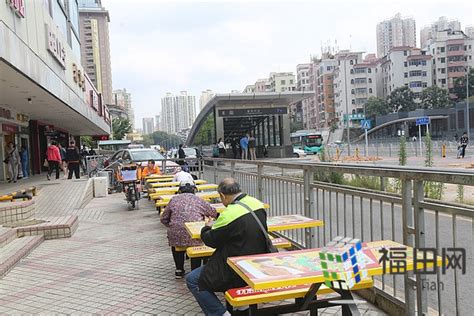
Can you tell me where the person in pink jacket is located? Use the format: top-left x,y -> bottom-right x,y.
46,141 -> 62,180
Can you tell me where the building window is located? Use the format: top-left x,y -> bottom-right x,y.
350,69 -> 354,74
351,79 -> 354,84
352,99 -> 355,104
289,80 -> 294,84
441,79 -> 446,84
422,82 -> 428,88
281,80 -> 286,85
404,50 -> 408,56
440,57 -> 445,63
351,89 -> 355,94
368,78 -> 372,83
404,72 -> 408,78
404,61 -> 407,67
368,68 -> 372,73
369,88 -> 373,93
350,60 -> 354,65
422,71 -> 427,77
440,47 -> 445,53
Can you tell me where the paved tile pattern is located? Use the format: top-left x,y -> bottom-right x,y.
0,179 -> 386,315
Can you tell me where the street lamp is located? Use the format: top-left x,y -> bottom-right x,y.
466,65 -> 470,142
342,53 -> 352,156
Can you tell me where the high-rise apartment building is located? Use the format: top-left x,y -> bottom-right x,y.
315,57 -> 338,128
269,72 -> 296,92
294,64 -> 311,128
155,115 -> 160,131
199,90 -> 215,111
113,89 -> 134,127
78,0 -> 113,104
142,117 -> 154,135
380,47 -> 432,100
334,51 -> 381,126
376,13 -> 416,58
420,17 -> 462,48
161,91 -> 196,135
465,26 -> 474,39
426,30 -> 474,92
254,79 -> 271,92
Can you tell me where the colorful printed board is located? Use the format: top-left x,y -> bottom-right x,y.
184,215 -> 323,239
227,240 -> 442,290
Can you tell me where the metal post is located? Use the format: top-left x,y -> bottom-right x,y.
401,179 -> 416,314
213,160 -> 218,184
467,67 -> 470,142
257,164 -> 263,201
230,161 -> 236,178
303,167 -> 315,248
198,158 -> 203,179
413,180 -> 427,315
343,54 -> 351,156
418,125 -> 422,156
365,129 -> 368,156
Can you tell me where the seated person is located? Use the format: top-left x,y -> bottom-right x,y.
173,165 -> 195,182
186,178 -> 271,315
141,159 -> 161,179
116,162 -> 141,191
160,180 -> 217,279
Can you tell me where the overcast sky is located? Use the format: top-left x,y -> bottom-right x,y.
103,0 -> 474,128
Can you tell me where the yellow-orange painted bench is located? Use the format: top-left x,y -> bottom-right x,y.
225,278 -> 373,308
149,179 -> 207,189
149,184 -> 218,200
155,191 -> 221,209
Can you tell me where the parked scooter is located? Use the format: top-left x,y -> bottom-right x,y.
117,161 -> 141,210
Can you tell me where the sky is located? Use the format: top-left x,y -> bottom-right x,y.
103,0 -> 474,128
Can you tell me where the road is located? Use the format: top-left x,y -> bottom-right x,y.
208,161 -> 473,315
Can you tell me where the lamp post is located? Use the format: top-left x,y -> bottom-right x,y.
466,66 -> 470,142
343,53 -> 352,156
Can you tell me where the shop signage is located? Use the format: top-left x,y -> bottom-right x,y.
2,124 -> 18,133
44,125 -> 56,136
16,113 -> 29,123
7,0 -> 25,18
72,63 -> 86,91
45,24 -> 66,69
218,107 -> 288,117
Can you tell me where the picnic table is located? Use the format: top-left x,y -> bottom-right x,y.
146,177 -> 175,183
145,174 -> 175,179
155,191 -> 221,209
184,214 -> 323,239
149,180 -> 207,188
210,202 -> 270,213
149,184 -> 218,199
225,240 -> 443,315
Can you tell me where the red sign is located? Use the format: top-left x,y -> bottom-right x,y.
8,0 -> 25,18
2,124 -> 18,133
93,135 -> 109,141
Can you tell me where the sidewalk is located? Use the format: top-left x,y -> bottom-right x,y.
0,186 -> 386,315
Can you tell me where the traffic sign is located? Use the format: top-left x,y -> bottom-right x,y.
416,117 -> 430,126
361,120 -> 371,130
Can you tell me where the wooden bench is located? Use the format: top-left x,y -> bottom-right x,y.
0,187 -> 37,202
225,278 -> 373,314
186,237 -> 292,258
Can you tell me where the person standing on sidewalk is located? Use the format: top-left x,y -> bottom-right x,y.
240,134 -> 249,160
161,180 -> 217,278
460,132 -> 469,159
46,141 -> 62,180
248,133 -> 257,160
65,141 -> 81,179
5,142 -> 20,183
58,143 -> 67,178
20,145 -> 29,179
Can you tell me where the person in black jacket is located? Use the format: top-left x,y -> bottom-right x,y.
65,141 -> 81,179
186,178 -> 270,315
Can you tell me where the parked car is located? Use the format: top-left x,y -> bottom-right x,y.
107,148 -> 180,174
166,147 -> 203,170
293,147 -> 307,158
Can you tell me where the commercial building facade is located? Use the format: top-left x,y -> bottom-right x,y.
142,117 -> 154,135
113,88 -> 134,127
0,0 -> 110,180
78,0 -> 113,105
376,13 -> 416,58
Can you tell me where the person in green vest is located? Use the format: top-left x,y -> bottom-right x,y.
186,178 -> 270,315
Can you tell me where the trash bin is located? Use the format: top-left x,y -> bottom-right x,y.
93,177 -> 108,197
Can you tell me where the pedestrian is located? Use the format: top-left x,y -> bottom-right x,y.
231,138 -> 239,159
186,178 -> 271,315
46,141 -> 62,180
460,131 -> 469,159
248,132 -> 257,160
65,141 -> 81,179
454,133 -> 459,143
20,145 -> 29,179
217,138 -> 226,158
161,180 -> 217,278
89,147 -> 97,156
240,134 -> 249,160
5,142 -> 20,183
173,165 -> 195,183
58,143 -> 68,179
177,144 -> 186,166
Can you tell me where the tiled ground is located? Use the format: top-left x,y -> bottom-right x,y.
0,179 -> 386,315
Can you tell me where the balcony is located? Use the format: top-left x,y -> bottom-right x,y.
447,49 -> 465,57
447,60 -> 466,67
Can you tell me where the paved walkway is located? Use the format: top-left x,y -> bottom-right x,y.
0,182 -> 386,315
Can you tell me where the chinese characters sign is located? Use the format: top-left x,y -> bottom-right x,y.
218,107 -> 287,117
7,0 -> 25,18
45,24 -> 66,69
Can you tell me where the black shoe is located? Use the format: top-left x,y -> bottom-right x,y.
47,174 -> 50,180
175,270 -> 184,279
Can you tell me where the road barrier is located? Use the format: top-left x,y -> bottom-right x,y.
203,158 -> 474,315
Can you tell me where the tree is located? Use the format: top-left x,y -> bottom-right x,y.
365,97 -> 389,117
452,68 -> 474,101
143,131 -> 183,149
387,86 -> 416,113
112,117 -> 132,140
80,136 -> 94,148
420,86 -> 450,109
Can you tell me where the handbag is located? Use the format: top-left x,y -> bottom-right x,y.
235,201 -> 278,253
43,159 -> 49,168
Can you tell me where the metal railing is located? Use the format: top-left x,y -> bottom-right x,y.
202,158 -> 474,316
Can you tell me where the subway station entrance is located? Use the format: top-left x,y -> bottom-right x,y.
187,92 -> 313,158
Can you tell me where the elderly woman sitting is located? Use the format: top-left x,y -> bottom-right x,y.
160,180 -> 217,279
